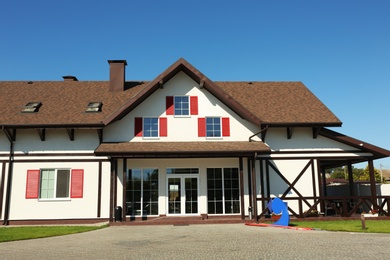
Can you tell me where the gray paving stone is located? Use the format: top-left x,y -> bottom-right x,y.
1,224 -> 390,259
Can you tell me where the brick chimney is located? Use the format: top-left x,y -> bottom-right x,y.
108,60 -> 127,92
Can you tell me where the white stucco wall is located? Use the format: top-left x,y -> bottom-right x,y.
104,72 -> 261,142
9,161 -> 109,220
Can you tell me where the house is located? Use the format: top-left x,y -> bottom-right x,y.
1,58 -> 389,225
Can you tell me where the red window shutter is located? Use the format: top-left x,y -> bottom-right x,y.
198,118 -> 206,137
166,96 -> 174,115
222,117 -> 230,137
134,117 -> 143,137
159,117 -> 167,137
71,169 -> 84,198
26,170 -> 40,199
190,96 -> 198,115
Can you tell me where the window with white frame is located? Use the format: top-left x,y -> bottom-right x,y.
206,117 -> 221,137
40,169 -> 70,199
174,96 -> 189,116
207,168 -> 240,214
143,117 -> 159,138
126,168 -> 159,216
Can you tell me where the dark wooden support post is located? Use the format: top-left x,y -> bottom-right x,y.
247,159 -> 252,209
259,159 -> 265,213
109,159 -> 117,222
265,160 -> 271,199
251,157 -> 257,222
368,160 -> 378,209
239,157 -> 245,220
347,163 -> 354,197
317,162 -> 325,213
122,159 -> 127,221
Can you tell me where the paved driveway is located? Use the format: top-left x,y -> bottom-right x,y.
1,224 -> 390,259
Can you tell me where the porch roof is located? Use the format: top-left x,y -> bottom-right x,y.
95,141 -> 270,158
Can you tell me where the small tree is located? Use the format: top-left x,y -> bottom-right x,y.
356,165 -> 382,182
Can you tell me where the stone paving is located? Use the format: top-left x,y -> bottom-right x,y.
1,224 -> 390,259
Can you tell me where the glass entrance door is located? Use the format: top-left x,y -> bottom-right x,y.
167,176 -> 198,215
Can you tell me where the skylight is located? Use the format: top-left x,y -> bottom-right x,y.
85,102 -> 102,113
21,102 -> 42,113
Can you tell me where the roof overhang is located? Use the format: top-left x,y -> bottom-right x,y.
95,141 -> 270,158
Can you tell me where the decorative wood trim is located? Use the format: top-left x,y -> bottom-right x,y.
287,127 -> 294,139
66,128 -> 74,141
199,79 -> 205,89
261,125 -> 268,141
3,128 -> 16,142
37,128 -> 45,141
312,126 -> 322,139
97,129 -> 103,143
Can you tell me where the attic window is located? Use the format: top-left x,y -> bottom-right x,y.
85,102 -> 102,113
21,102 -> 42,113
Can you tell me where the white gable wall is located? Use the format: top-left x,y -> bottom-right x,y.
104,72 -> 261,142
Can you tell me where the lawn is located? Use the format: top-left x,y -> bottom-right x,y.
0,225 -> 107,243
291,219 -> 390,233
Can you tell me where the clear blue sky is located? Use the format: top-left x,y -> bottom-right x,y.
1,0 -> 389,168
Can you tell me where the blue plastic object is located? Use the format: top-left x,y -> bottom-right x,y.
268,198 -> 290,226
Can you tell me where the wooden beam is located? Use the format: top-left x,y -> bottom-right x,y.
368,160 -> 378,209
312,127 -> 322,139
261,125 -> 268,141
37,128 -> 45,141
159,80 -> 164,89
3,128 -> 16,142
199,79 -> 205,89
239,157 -> 245,220
66,128 -> 74,141
287,127 -> 294,139
97,129 -> 103,143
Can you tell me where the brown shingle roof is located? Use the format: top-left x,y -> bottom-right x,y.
0,81 -> 147,127
0,58 -> 341,127
217,81 -> 341,125
95,141 -> 270,157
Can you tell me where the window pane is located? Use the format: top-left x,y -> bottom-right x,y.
56,170 -> 70,198
143,117 -> 158,137
206,117 -> 221,137
126,168 -> 159,216
40,169 -> 55,199
174,96 -> 189,116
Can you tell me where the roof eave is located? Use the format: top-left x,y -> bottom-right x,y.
319,128 -> 390,158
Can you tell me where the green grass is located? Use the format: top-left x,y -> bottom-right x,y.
290,220 -> 390,233
0,225 -> 107,243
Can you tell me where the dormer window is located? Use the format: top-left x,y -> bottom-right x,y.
85,102 -> 102,113
21,102 -> 42,113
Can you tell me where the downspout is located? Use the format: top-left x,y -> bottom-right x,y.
249,125 -> 268,142
3,133 -> 14,225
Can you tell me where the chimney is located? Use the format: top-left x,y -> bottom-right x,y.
62,75 -> 78,81
108,60 -> 127,92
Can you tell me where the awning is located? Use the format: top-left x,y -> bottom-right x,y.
95,141 -> 270,158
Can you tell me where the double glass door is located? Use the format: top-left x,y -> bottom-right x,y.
167,176 -> 198,215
